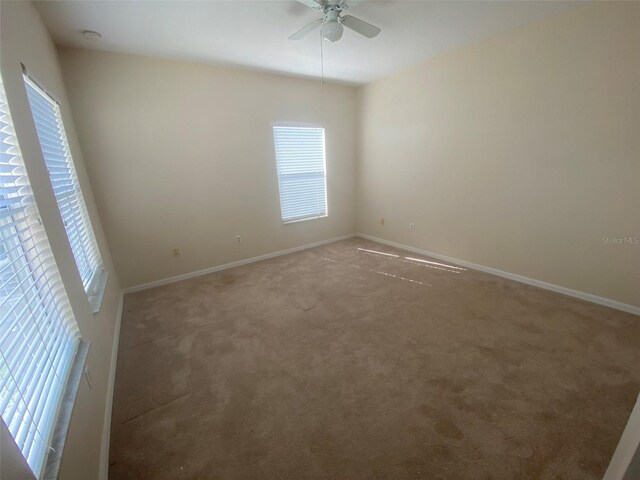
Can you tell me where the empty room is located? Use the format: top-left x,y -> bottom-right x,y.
1,1 -> 639,479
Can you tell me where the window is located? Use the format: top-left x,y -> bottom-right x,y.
0,74 -> 80,478
23,73 -> 105,311
273,125 -> 327,223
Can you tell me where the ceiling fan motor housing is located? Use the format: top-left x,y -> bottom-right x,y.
325,4 -> 342,20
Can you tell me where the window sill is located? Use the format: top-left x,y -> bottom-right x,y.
42,341 -> 89,480
87,269 -> 109,314
283,215 -> 328,225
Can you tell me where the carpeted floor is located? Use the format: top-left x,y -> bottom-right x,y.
109,238 -> 640,479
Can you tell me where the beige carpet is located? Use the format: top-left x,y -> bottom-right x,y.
109,238 -> 640,479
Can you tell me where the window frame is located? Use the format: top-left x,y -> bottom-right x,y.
272,122 -> 329,224
22,69 -> 107,313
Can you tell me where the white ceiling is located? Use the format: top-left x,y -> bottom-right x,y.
35,0 -> 581,85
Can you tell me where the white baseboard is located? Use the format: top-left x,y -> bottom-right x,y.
99,291 -> 124,480
123,234 -> 357,294
357,233 -> 640,316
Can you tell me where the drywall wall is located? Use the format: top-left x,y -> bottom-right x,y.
1,420 -> 34,479
0,2 -> 122,479
357,2 -> 640,308
57,48 -> 358,289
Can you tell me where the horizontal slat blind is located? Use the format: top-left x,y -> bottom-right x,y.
273,126 -> 327,223
24,75 -> 102,292
0,75 -> 80,478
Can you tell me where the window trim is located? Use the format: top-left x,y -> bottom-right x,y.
272,122 -> 329,224
282,213 -> 328,225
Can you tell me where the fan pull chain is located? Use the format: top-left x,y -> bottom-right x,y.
320,27 -> 324,85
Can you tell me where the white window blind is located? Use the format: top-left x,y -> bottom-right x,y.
273,126 -> 327,223
24,75 -> 102,294
0,75 -> 80,477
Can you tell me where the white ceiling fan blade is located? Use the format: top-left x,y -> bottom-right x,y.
340,15 -> 381,38
289,18 -> 324,40
295,0 -> 324,10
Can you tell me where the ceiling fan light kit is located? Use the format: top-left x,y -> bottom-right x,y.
322,20 -> 343,42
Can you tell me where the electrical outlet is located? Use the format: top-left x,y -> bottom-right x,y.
409,223 -> 415,231
171,248 -> 180,258
380,218 -> 385,226
235,235 -> 242,245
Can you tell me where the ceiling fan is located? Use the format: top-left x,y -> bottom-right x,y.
290,0 -> 381,43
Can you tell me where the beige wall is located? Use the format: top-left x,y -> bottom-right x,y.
57,48 -> 358,289
1,421 -> 33,479
357,2 -> 640,308
0,2 -> 122,479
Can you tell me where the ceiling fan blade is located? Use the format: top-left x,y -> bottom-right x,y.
289,18 -> 324,40
340,15 -> 381,38
295,0 -> 324,10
